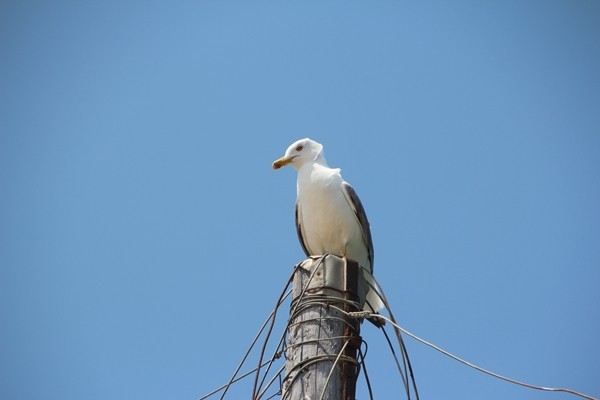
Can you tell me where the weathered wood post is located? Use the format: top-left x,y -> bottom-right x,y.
282,254 -> 367,400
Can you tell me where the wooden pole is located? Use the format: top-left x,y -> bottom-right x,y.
282,255 -> 365,400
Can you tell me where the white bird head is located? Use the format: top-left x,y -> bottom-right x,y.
272,138 -> 325,170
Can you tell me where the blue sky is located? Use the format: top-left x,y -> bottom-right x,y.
1,1 -> 599,399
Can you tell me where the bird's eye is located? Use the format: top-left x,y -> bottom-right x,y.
295,145 -> 304,151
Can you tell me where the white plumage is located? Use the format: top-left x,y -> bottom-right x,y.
273,138 -> 383,312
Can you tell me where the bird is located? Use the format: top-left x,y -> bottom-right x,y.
272,138 -> 383,312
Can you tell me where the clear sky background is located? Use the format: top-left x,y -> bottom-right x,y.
1,1 -> 599,399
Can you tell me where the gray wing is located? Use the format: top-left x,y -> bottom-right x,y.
341,182 -> 374,270
295,202 -> 311,257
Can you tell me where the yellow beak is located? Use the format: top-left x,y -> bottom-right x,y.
272,156 -> 294,170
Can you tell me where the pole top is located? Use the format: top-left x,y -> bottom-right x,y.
296,254 -> 368,310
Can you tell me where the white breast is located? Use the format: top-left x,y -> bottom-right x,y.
297,163 -> 371,271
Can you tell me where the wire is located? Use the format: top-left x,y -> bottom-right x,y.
380,323 -> 409,394
281,354 -> 357,400
251,265 -> 297,399
329,299 -> 417,400
358,346 -> 375,400
214,288 -> 289,400
349,312 -> 598,400
198,359 -> 281,400
318,340 -> 351,400
360,273 -> 420,399
264,390 -> 281,400
255,364 -> 286,400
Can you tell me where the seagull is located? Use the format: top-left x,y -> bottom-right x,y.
272,138 -> 383,312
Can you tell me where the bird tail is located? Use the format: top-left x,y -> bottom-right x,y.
363,272 -> 384,312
